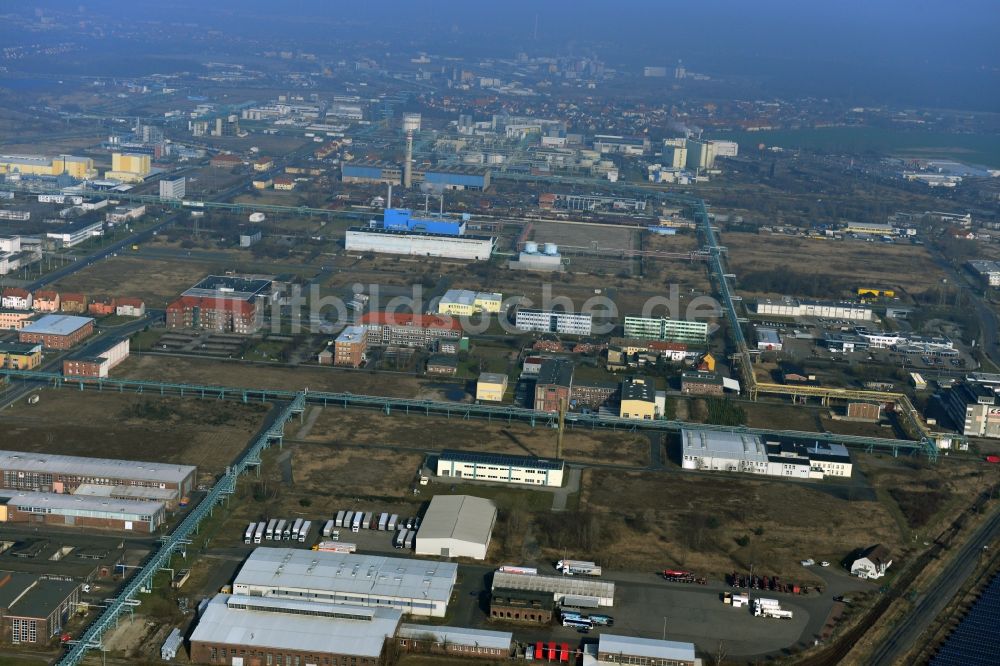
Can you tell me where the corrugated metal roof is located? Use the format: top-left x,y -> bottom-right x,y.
233,549 -> 457,603
19,314 -> 93,336
0,450 -> 195,485
491,571 -> 615,600
415,495 -> 497,545
398,624 -> 512,650
598,634 -> 696,661
190,595 -> 401,658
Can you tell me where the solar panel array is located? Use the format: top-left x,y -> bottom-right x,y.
931,572 -> 1000,666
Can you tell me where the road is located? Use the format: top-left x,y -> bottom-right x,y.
869,505 -> 1000,665
928,245 -> 1000,366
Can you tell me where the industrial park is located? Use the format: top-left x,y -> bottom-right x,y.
0,3 -> 998,666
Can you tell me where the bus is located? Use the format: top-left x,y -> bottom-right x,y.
244,523 -> 256,544
561,617 -> 593,629
253,523 -> 265,544
589,614 -> 614,626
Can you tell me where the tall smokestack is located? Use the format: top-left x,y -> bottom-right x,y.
403,130 -> 413,188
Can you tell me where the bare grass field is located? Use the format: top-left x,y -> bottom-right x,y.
1,390 -> 268,481
51,256 -> 213,305
723,231 -> 947,300
300,408 -> 650,467
118,354 -> 429,397
574,468 -> 900,581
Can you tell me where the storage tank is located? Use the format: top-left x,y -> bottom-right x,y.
402,113 -> 422,133
543,243 -> 559,256
249,212 -> 266,223
524,241 -> 539,254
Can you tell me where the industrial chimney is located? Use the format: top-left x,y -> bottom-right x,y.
403,130 -> 413,188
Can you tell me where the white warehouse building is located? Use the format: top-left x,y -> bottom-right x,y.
232,548 -> 458,617
436,450 -> 565,487
756,297 -> 873,321
515,309 -> 593,335
415,495 -> 497,561
345,227 -> 495,261
681,429 -> 853,479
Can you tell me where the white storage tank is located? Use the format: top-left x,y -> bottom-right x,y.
249,212 -> 266,223
543,243 -> 559,256
524,241 -> 539,254
402,112 -> 422,133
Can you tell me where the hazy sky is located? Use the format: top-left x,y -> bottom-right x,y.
10,0 -> 1000,110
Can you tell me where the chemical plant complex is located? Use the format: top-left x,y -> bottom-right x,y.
0,4 -> 998,666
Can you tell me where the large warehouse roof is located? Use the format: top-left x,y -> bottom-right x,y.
0,450 -> 196,486
191,595 -> 401,658
398,624 -> 512,651
491,571 -> 615,600
0,491 -> 164,518
681,429 -> 767,461
598,634 -> 696,662
416,495 -> 497,545
233,548 -> 458,603
19,314 -> 93,336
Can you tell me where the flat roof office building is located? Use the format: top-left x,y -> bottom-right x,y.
515,309 -> 593,336
232,549 -> 458,617
623,315 -> 708,344
436,450 -> 565,487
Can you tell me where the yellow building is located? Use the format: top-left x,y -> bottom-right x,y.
476,372 -> 508,402
104,153 -> 151,183
619,376 -> 657,420
0,154 -> 96,179
438,289 -> 503,316
0,342 -> 43,370
252,178 -> 273,190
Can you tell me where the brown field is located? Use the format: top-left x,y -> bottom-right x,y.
51,256 -> 213,306
118,354 -> 430,398
276,441 -> 425,500
300,408 -> 650,467
575,468 -> 900,580
530,219 -> 638,250
723,231 -> 947,298
1,390 -> 268,482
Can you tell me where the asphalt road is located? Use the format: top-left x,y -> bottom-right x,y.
869,506 -> 1000,666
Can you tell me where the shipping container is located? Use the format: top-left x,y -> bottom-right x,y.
335,510 -> 347,528
364,511 -> 374,529
394,530 -> 406,548
378,512 -> 389,531
404,530 -> 415,550
388,514 -> 399,530
322,520 -> 335,538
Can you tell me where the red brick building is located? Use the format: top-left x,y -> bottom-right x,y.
533,358 -> 574,412
0,573 -> 79,645
166,296 -> 260,334
18,315 -> 94,350
359,312 -> 462,348
210,153 -> 242,168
